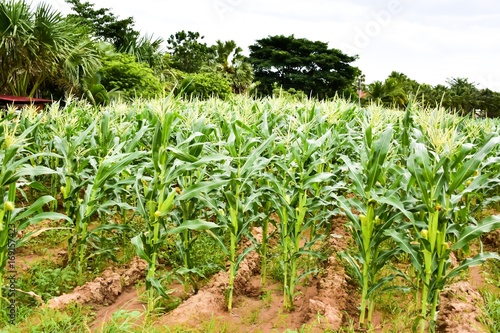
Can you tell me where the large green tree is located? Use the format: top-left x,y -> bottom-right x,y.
445,77 -> 479,114
65,0 -> 138,52
167,30 -> 214,73
65,0 -> 165,69
0,0 -> 100,97
248,35 -> 359,99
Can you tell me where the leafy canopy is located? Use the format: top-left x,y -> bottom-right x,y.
0,0 -> 100,98
178,73 -> 232,100
248,34 -> 360,99
65,0 -> 139,51
167,30 -> 215,73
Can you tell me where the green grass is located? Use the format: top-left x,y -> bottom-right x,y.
17,261 -> 78,302
99,310 -> 143,333
479,259 -> 500,332
3,303 -> 92,333
479,291 -> 500,333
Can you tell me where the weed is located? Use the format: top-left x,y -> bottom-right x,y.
260,289 -> 272,307
99,309 -> 143,333
479,291 -> 500,333
5,303 -> 91,333
272,308 -> 289,328
16,260 -> 78,302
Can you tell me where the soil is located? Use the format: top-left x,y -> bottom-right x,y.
90,286 -> 146,332
483,229 -> 500,250
437,281 -> 488,333
45,256 -> 147,309
15,248 -> 68,271
32,210 -> 498,333
157,217 -> 352,333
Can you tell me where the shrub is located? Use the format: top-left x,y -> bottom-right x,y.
178,72 -> 232,100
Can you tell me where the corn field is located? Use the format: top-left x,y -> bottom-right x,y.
1,95 -> 500,332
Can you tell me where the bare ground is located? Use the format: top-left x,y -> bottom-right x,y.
31,211 -> 497,333
46,256 -> 147,309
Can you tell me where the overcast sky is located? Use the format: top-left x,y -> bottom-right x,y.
32,0 -> 500,91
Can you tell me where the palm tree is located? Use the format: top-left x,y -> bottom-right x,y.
207,40 -> 254,94
0,0 -> 100,97
367,78 -> 407,108
446,77 -> 480,115
122,34 -> 165,72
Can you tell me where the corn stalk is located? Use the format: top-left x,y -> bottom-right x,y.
336,125 -> 412,327
388,132 -> 500,332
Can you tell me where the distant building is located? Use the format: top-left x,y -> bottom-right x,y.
0,95 -> 53,112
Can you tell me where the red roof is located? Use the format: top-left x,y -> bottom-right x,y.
0,95 -> 53,103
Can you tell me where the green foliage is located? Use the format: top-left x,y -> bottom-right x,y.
249,34 -> 360,99
0,0 -> 100,97
100,52 -> 163,100
179,73 -> 232,100
11,304 -> 89,333
167,30 -> 215,73
99,310 -> 143,333
370,71 -> 500,117
16,261 -> 78,302
272,83 -> 307,100
366,78 -> 407,108
208,40 -> 254,94
479,291 -> 500,332
89,83 -> 110,105
163,67 -> 187,93
65,0 -> 139,51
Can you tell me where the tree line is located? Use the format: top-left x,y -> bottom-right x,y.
1,0 -> 499,116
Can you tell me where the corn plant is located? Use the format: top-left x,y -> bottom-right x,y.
0,121 -> 69,306
267,118 -> 334,311
132,113 -> 179,313
73,149 -> 144,274
335,125 -> 413,327
255,109 -> 287,288
388,131 -> 500,332
166,117 -> 228,293
54,122 -> 96,224
192,119 -> 274,311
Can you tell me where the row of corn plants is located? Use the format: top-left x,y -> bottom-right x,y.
1,96 -> 500,330
337,104 -> 500,331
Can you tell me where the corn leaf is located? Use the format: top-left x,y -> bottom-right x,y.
385,229 -> 422,272
452,215 -> 500,250
168,219 -> 220,234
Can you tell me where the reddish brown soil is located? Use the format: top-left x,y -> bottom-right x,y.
157,218 -> 352,333
90,286 -> 146,332
437,280 -> 488,333
46,256 -> 147,309
33,211 -> 498,333
17,249 -> 68,271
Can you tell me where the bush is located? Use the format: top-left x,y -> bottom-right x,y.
178,72 -> 232,100
100,53 -> 163,100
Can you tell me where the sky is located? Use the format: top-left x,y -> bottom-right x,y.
31,0 -> 500,91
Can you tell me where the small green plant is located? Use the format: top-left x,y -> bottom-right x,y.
99,309 -> 143,333
244,308 -> 261,325
8,303 -> 90,333
260,289 -> 272,307
17,261 -> 78,301
199,314 -> 231,333
272,308 -> 289,328
479,291 -> 500,333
